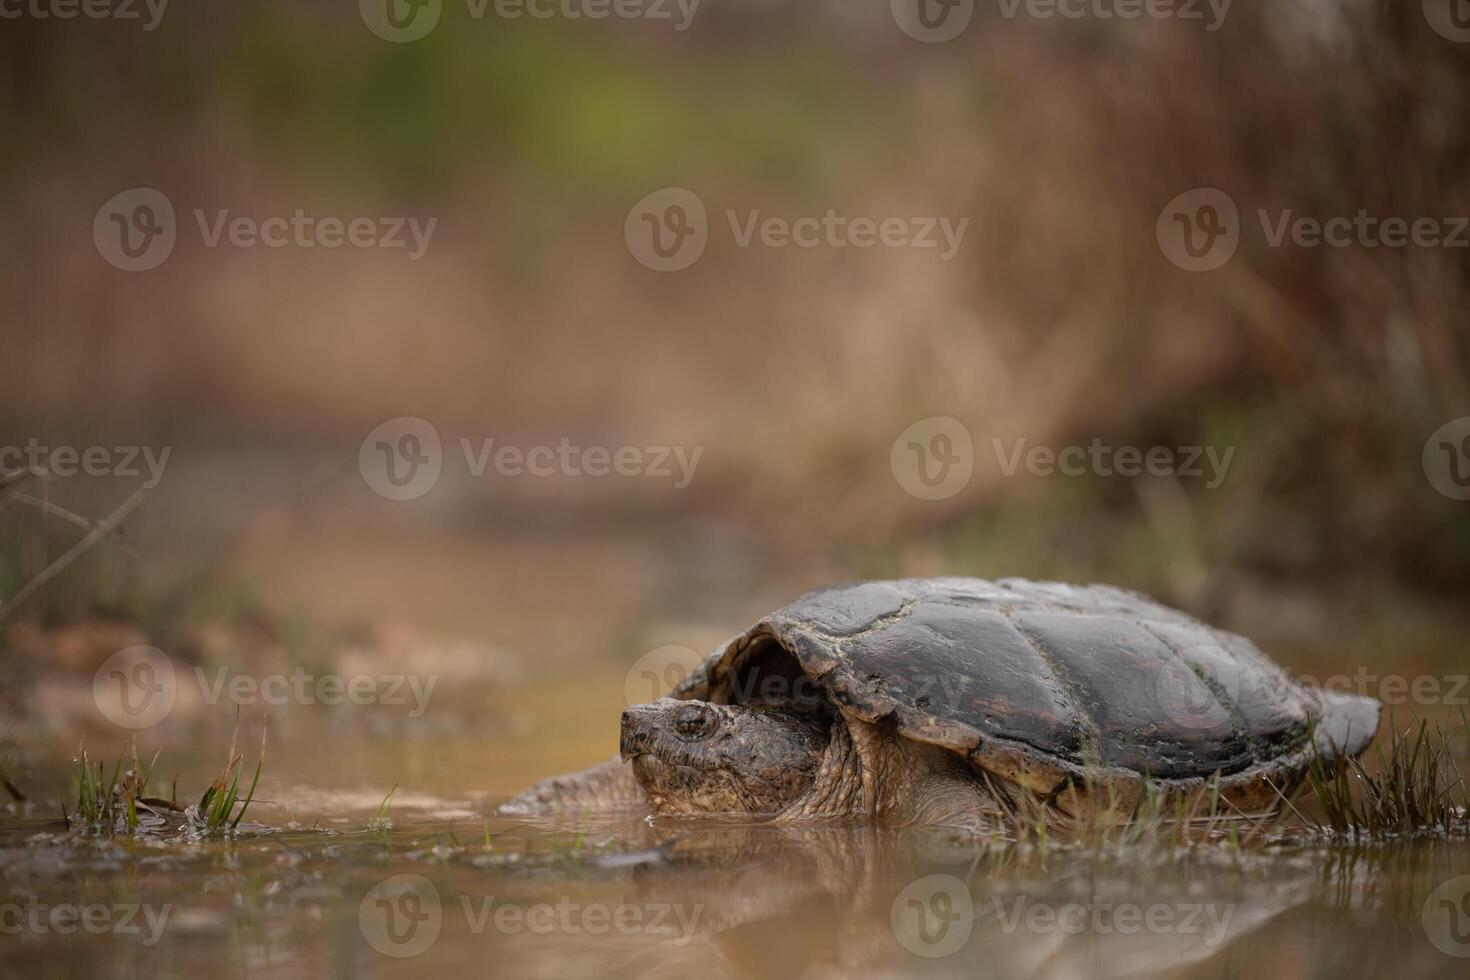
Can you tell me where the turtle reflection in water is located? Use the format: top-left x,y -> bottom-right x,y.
487,821 -> 1324,979
505,578 -> 1380,833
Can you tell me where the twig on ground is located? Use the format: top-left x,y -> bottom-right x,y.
1,489 -> 141,558
0,488 -> 149,621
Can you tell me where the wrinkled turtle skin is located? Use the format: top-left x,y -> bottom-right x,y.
505,578 -> 1381,827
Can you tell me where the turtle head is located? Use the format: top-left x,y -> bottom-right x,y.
619,698 -> 830,817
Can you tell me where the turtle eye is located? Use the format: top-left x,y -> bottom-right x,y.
673,704 -> 716,741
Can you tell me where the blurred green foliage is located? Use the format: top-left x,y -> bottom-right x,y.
1,6 -> 890,196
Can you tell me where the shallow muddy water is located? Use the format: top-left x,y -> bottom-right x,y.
4,497 -> 1469,978
4,718 -> 1470,980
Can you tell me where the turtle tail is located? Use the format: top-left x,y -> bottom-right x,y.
1310,690 -> 1382,762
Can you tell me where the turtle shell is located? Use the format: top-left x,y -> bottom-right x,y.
673,578 -> 1380,812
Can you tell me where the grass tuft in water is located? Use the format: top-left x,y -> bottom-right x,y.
66,717 -> 267,838
987,716 -> 1469,851
196,714 -> 267,833
988,763 -> 1280,856
68,736 -> 163,836
368,783 -> 398,830
1302,714 -> 1469,838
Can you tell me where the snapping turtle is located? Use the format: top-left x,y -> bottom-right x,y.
505,578 -> 1380,831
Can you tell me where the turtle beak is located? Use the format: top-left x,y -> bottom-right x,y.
619,706 -> 649,762
620,699 -> 685,762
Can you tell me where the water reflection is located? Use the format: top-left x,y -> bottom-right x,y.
4,800 -> 1469,979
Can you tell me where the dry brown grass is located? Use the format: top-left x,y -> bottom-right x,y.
0,1 -> 1465,621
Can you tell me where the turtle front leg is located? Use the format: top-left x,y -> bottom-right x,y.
498,756 -> 646,815
897,767 -> 1009,835
843,716 -> 1008,835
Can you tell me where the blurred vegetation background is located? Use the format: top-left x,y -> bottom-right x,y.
1,0 -> 1467,723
